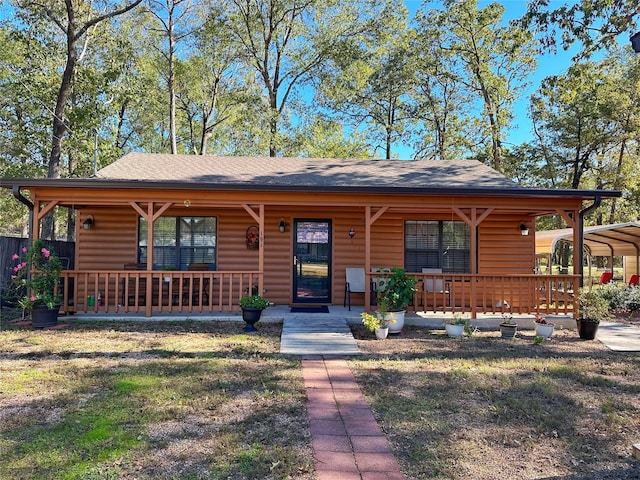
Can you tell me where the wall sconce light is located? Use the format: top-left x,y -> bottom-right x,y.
83,215 -> 94,230
520,223 -> 529,236
278,219 -> 286,233
348,228 -> 355,238
183,199 -> 191,207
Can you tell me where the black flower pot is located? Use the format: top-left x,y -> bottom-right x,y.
241,307 -> 263,332
576,318 -> 600,340
30,305 -> 61,328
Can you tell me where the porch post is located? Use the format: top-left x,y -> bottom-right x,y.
453,207 -> 493,319
33,199 -> 41,241
555,208 -> 580,283
258,204 -> 264,294
364,206 -> 388,312
34,200 -> 59,241
145,202 -> 154,317
242,204 -> 265,295
129,201 -> 173,316
365,206 -> 371,310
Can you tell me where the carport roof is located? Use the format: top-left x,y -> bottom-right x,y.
535,222 -> 640,257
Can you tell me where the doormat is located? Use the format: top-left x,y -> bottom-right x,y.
290,306 -> 330,313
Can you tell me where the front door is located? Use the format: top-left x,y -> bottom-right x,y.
293,219 -> 331,303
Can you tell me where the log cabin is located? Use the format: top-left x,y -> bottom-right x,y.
2,153 -> 621,317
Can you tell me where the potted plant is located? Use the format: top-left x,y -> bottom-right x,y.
499,314 -> 517,339
10,240 -> 63,328
376,266 -> 417,333
239,294 -> 269,331
361,311 -> 396,340
576,287 -> 613,340
533,313 -> 555,339
444,314 -> 468,338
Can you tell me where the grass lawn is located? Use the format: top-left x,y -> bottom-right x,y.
1,316 -> 639,479
0,319 -> 313,480
349,325 -> 640,480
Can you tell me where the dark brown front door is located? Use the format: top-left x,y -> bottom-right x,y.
293,219 -> 331,303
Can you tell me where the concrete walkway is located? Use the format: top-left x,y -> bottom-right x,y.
280,315 -> 360,355
303,356 -> 405,480
596,321 -> 640,351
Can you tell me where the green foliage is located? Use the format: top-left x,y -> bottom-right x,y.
239,294 -> 269,309
445,314 -> 468,326
10,240 -> 63,309
361,311 -> 396,331
577,287 -> 614,322
376,266 -> 417,312
598,282 -> 630,310
521,0 -> 640,57
414,0 -> 537,170
625,287 -> 640,316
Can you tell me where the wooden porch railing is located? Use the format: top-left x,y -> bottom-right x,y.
57,270 -> 577,317
59,270 -> 262,315
369,272 -> 579,317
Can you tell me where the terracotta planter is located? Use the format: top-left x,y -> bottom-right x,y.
30,305 -> 60,328
576,318 -> 599,340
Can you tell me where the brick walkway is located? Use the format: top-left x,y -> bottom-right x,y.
302,356 -> 405,480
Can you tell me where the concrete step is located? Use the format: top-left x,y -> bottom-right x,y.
280,317 -> 360,355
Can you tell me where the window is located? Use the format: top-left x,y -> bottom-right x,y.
138,217 -> 217,270
404,220 -> 470,273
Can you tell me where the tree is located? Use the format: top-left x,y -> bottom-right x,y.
14,0 -> 144,176
416,0 -> 537,171
175,5 -> 254,155
223,0 -> 394,157
411,12 -> 476,161
0,24 -> 56,171
146,0 -> 199,154
289,117 -> 371,159
315,1 -> 413,159
522,0 -> 640,57
529,49 -> 640,223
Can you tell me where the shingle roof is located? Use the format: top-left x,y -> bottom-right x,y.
96,153 -> 520,190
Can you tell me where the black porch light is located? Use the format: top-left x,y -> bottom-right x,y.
83,215 -> 94,230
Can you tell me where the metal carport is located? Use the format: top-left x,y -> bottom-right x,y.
536,222 -> 640,281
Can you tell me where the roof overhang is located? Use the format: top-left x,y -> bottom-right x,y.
536,222 -> 640,257
0,177 -> 624,199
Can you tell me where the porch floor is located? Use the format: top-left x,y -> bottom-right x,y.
59,304 -> 577,329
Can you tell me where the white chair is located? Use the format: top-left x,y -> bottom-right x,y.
344,268 -> 366,311
422,268 -> 450,306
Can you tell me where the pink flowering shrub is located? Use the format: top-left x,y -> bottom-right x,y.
11,239 -> 63,309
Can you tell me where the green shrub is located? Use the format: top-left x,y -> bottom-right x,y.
598,282 -> 629,310
625,286 -> 640,317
